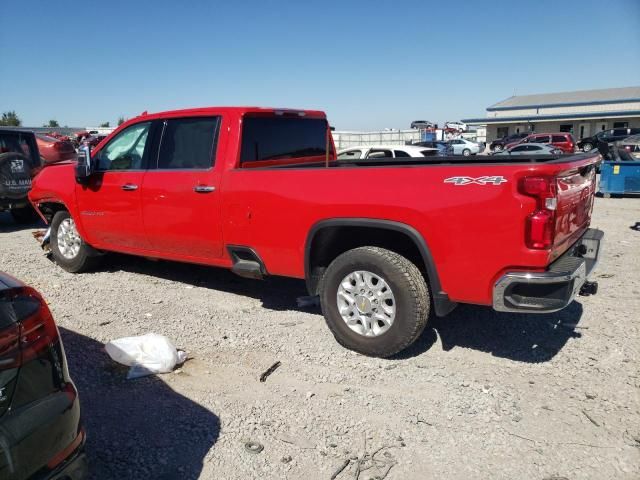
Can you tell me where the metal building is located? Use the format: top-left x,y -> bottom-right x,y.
462,86 -> 640,142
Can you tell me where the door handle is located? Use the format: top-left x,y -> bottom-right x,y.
121,183 -> 138,191
193,185 -> 216,193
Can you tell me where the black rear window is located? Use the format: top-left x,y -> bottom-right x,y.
240,116 -> 329,165
0,131 -> 39,168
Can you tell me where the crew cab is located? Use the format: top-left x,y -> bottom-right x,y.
29,107 -> 603,357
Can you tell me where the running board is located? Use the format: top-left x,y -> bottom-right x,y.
227,246 -> 266,280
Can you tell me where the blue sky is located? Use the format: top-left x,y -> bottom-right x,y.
1,0 -> 639,130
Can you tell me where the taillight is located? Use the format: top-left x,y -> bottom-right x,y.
0,287 -> 59,370
520,176 -> 557,249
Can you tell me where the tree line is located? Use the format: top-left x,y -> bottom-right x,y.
0,111 -> 127,128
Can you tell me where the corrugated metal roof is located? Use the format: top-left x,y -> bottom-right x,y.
489,86 -> 640,111
462,110 -> 640,125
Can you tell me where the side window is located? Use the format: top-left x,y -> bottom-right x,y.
394,150 -> 411,157
512,145 -> 527,152
337,150 -> 362,160
552,135 -> 567,143
367,149 -> 392,158
157,117 -> 219,170
535,135 -> 551,143
96,122 -> 151,171
239,116 -> 329,166
529,145 -> 542,151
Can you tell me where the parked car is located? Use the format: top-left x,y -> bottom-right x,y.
577,127 -> 640,152
338,145 -> 440,160
506,133 -> 576,154
489,132 -> 530,152
411,141 -> 454,155
410,120 -> 435,129
444,121 -> 467,132
447,137 -> 481,156
30,106 -> 602,358
0,271 -> 87,479
81,134 -> 107,150
618,133 -> 640,158
0,128 -> 41,223
493,143 -> 563,156
36,133 -> 77,165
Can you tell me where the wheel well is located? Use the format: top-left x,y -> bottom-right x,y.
36,202 -> 68,223
306,225 -> 427,295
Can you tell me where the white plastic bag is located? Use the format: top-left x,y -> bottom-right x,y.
105,333 -> 187,379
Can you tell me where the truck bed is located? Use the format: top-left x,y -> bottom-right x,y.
40,153 -> 594,171
267,153 -> 596,169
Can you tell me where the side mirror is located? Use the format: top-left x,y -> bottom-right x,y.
75,145 -> 93,183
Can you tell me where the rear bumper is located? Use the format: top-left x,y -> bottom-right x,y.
45,448 -> 88,480
493,228 -> 604,313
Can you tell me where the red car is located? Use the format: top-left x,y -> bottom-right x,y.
29,107 -> 603,357
505,132 -> 577,154
35,134 -> 76,165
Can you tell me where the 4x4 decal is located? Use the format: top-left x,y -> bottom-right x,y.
444,176 -> 507,186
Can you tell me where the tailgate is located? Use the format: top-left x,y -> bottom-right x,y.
552,162 -> 597,254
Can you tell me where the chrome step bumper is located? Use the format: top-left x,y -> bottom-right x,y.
493,229 -> 604,313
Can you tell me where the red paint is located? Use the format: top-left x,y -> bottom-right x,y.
29,107 -> 600,307
35,134 -> 76,164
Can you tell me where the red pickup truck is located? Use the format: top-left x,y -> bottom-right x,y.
29,107 -> 603,357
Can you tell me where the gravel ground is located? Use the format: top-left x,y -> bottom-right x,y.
1,197 -> 639,480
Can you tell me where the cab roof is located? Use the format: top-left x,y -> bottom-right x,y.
133,106 -> 326,121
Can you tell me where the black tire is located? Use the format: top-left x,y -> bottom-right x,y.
10,205 -> 39,224
50,211 -> 102,273
319,246 -> 430,358
582,143 -> 593,152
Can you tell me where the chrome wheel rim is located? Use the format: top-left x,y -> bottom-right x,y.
57,218 -> 81,259
337,270 -> 396,337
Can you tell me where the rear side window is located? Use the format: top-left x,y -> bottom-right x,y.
240,116 -> 329,165
157,117 -> 219,169
394,150 -> 411,157
0,131 -> 38,168
367,149 -> 392,158
552,135 -> 567,143
338,150 -> 362,160
534,135 -> 551,143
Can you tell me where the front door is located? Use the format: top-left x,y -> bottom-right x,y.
141,116 -> 224,259
75,121 -> 152,250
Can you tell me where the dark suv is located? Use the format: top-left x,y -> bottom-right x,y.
0,129 -> 41,223
489,132 -> 529,152
577,127 -> 640,152
0,272 -> 87,479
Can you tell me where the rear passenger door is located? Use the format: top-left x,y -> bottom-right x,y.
141,116 -> 224,259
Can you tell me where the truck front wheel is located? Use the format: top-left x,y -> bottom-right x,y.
50,211 -> 102,273
319,246 -> 430,357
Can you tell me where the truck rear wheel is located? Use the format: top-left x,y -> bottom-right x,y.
50,211 -> 102,273
319,246 -> 430,357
